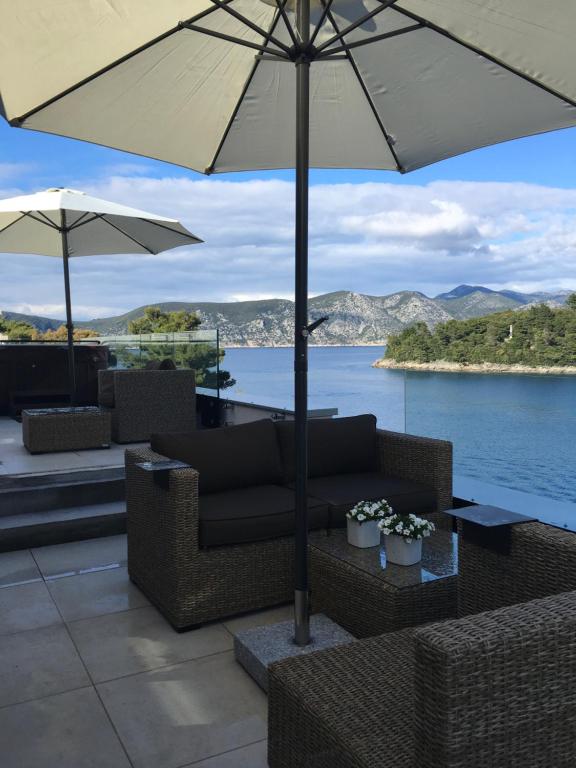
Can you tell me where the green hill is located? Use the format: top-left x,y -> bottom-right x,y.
385,300 -> 576,367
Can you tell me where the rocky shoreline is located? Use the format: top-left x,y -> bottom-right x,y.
373,359 -> 576,376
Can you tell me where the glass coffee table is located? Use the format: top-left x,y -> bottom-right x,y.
309,528 -> 458,638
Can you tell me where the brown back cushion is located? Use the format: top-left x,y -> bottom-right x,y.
151,418 -> 284,494
275,414 -> 379,482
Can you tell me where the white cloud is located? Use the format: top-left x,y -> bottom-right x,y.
1,175 -> 576,319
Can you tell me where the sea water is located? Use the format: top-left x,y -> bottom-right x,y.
223,345 -> 576,505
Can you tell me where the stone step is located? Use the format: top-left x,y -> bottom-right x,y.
0,500 -> 126,552
0,468 -> 125,517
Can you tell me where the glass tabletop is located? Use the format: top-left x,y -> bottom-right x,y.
309,529 -> 458,588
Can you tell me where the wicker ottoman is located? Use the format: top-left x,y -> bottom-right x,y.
22,407 -> 112,454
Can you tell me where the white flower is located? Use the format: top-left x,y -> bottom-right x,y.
357,513 -> 366,522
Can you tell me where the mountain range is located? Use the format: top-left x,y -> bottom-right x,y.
2,285 -> 572,347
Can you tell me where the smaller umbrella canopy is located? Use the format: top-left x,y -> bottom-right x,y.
0,187 -> 202,402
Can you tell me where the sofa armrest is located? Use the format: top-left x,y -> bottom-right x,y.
414,590 -> 576,768
377,428 -> 452,514
125,446 -> 200,583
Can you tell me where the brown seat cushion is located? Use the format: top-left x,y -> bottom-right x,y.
275,414 -> 379,483
199,485 -> 330,547
151,419 -> 284,495
301,472 -> 437,528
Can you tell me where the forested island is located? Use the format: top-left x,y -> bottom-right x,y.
376,294 -> 576,374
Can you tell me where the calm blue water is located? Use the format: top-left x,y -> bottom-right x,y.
224,346 -> 576,505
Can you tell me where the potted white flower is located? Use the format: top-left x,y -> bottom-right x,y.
378,513 -> 435,566
346,499 -> 393,548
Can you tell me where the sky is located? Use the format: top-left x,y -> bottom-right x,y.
2,118 -> 576,320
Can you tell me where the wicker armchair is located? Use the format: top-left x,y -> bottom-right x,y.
125,445 -> 296,630
98,369 -> 196,443
458,520 -> 576,616
268,589 -> 576,768
125,420 -> 453,630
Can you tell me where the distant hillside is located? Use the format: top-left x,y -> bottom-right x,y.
2,286 -> 572,347
435,284 -> 569,319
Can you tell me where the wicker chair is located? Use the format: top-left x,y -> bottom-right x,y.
458,519 -> 576,616
98,369 -> 196,443
268,589 -> 576,768
125,425 -> 452,630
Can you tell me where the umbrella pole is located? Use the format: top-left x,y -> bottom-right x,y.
60,211 -> 77,406
293,0 -> 311,646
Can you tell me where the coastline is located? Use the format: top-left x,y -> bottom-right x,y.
372,359 -> 576,376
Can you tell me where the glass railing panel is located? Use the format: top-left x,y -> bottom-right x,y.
404,369 -> 576,527
97,330 -> 221,395
222,346 -> 406,430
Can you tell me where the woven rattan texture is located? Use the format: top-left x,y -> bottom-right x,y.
268,629 -> 416,768
101,369 -> 196,443
310,544 -> 457,638
269,591 -> 576,768
415,590 -> 576,767
22,409 -> 111,453
458,520 -> 576,616
126,446 -> 295,628
377,429 -> 453,527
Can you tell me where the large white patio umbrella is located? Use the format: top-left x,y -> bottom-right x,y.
2,0 -> 576,644
0,187 -> 202,402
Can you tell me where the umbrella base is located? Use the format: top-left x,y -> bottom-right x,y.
234,613 -> 353,692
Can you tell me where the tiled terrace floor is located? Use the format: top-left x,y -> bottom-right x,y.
0,416 -> 146,477
0,534 -> 288,767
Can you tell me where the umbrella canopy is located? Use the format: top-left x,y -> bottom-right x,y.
0,187 -> 202,401
2,0 -> 575,645
0,188 -> 201,256
1,1 -> 575,172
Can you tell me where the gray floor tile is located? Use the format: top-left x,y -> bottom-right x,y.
33,534 -> 127,578
0,581 -> 61,636
0,624 -> 90,708
223,604 -> 294,636
0,687 -> 131,768
69,606 -> 233,682
98,651 -> 267,768
184,740 -> 268,767
47,566 -> 149,622
0,549 -> 41,587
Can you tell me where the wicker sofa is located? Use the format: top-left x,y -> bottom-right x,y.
125,414 -> 452,629
268,589 -> 576,768
98,368 -> 196,443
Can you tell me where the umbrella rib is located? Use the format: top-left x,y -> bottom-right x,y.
94,214 -> 156,254
68,213 -> 100,231
141,218 -> 203,243
321,2 -> 404,172
20,211 -> 62,230
13,2 -> 235,125
309,0 -> 334,48
274,0 -> 299,48
0,213 -> 27,235
314,0 -> 398,54
317,23 -> 423,59
208,0 -> 292,55
206,7 -> 287,173
181,22 -> 289,58
392,4 -> 576,109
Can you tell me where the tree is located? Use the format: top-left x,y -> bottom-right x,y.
566,293 -> 576,311
124,306 -> 234,389
41,325 -> 99,341
128,306 -> 201,334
